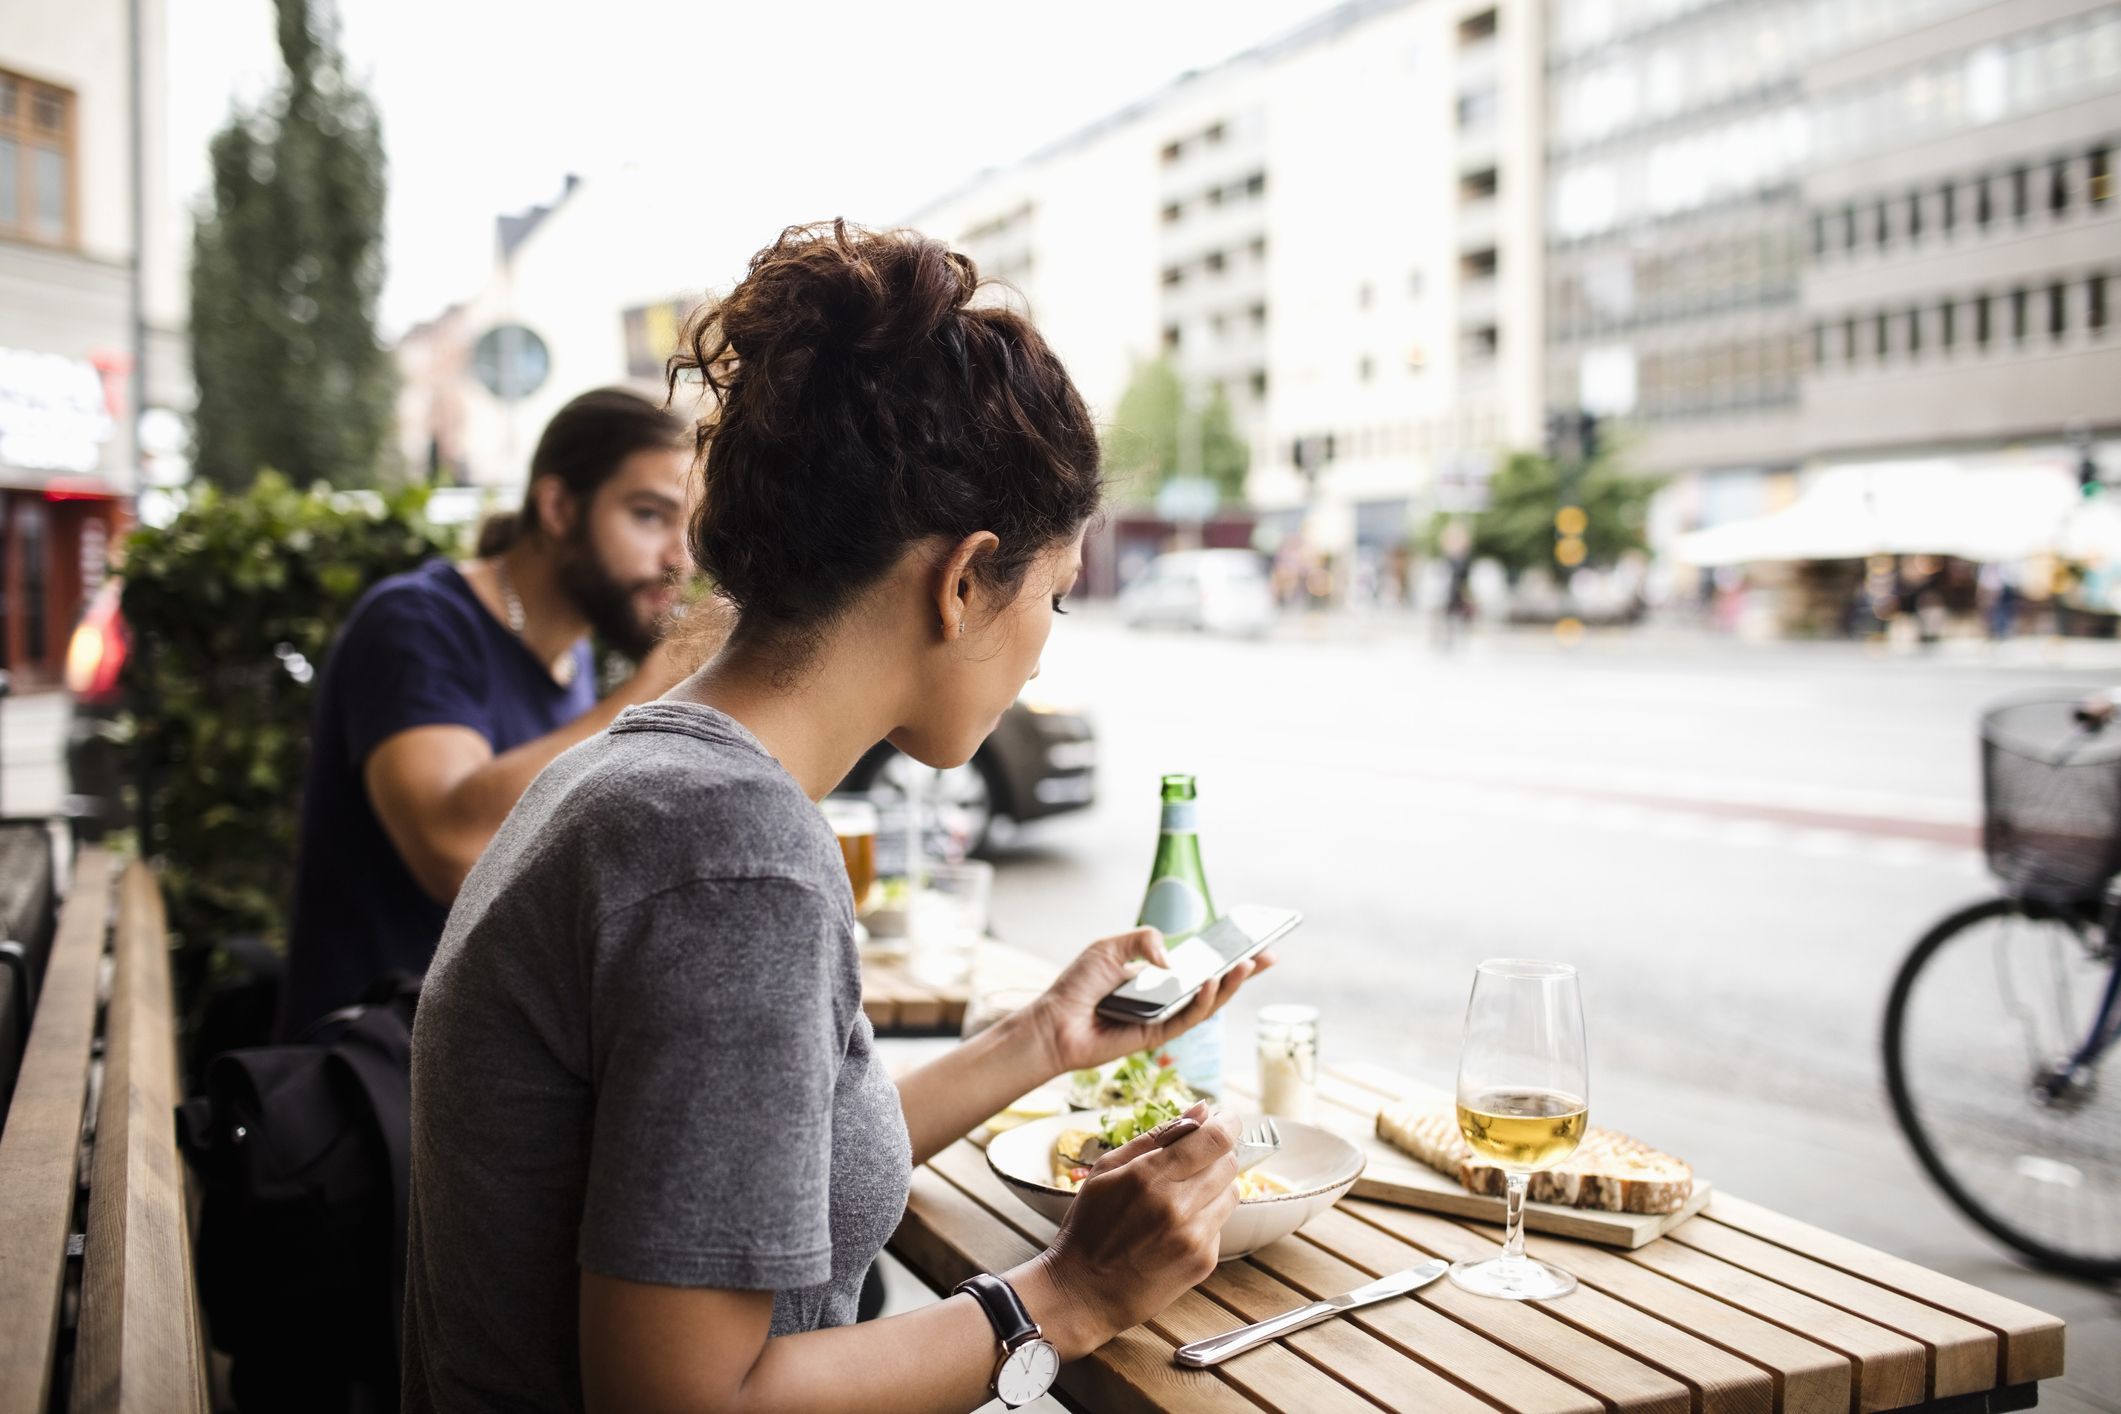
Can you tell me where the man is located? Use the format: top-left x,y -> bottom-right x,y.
276,388 -> 705,1039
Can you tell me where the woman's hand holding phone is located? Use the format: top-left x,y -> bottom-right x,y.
1013,928 -> 1275,1080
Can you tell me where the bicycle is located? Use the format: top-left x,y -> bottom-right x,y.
1883,688 -> 2121,1280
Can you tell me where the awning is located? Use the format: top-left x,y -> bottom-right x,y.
1674,458 -> 2117,566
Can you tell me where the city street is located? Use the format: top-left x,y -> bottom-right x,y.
990,611 -> 2121,1409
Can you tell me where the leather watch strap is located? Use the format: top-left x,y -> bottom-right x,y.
954,1272 -> 1040,1348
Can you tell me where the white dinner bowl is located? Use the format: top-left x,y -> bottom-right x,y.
984,1112 -> 1366,1261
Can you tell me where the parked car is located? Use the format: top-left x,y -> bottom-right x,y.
63,579 -> 129,836
1120,549 -> 1274,636
837,687 -> 1096,858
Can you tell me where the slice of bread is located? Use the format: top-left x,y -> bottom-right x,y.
1375,1100 -> 1694,1215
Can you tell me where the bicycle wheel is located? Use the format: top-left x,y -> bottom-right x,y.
1884,895 -> 2121,1278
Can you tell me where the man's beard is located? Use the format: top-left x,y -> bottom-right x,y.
554,525 -> 666,660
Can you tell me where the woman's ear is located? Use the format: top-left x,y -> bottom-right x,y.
932,532 -> 1001,639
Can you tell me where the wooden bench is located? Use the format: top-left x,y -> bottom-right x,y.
0,847 -> 211,1412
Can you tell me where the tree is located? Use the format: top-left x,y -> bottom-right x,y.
1432,448 -> 1659,579
1102,357 -> 1250,505
190,0 -> 396,489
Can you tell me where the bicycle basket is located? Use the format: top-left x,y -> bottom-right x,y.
1980,690 -> 2121,901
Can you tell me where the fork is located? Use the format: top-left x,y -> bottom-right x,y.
1233,1116 -> 1281,1175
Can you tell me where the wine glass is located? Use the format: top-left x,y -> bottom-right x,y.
1448,959 -> 1588,1301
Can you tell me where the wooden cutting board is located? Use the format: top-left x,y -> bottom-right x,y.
1298,1064 -> 1711,1250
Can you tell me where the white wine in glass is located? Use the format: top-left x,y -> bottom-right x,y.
1449,959 -> 1588,1301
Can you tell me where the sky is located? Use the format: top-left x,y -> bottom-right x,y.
167,0 -> 1352,337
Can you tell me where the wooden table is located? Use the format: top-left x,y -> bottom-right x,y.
888,1060 -> 2068,1413
860,938 -> 1059,1036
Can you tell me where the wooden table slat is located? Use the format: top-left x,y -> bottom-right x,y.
1314,1205 -> 1692,1414
1194,1248 -> 1491,1414
1668,1220 -> 1996,1400
1625,1236 -> 1929,1412
1496,1226 -> 1851,1414
0,848 -> 113,1414
1242,1232 -> 1603,1414
1702,1195 -> 2063,1387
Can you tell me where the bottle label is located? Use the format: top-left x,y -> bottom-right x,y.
1140,878 -> 1208,940
1160,801 -> 1198,833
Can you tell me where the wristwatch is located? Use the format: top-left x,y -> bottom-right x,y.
955,1272 -> 1061,1408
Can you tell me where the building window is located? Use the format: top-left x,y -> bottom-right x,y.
1976,293 -> 1993,348
1248,302 -> 1267,329
1811,213 -> 1827,256
1907,307 -> 1923,357
1940,181 -> 1956,233
1204,249 -> 1226,274
0,70 -> 76,245
1162,324 -> 1182,352
1907,191 -> 1924,243
1462,166 -> 1498,201
1206,185 -> 1226,208
2011,287 -> 2029,341
1358,355 -> 1374,382
1205,122 -> 1226,146
2091,274 -> 2109,335
1457,87 -> 1498,130
1875,200 -> 1892,250
1162,266 -> 1184,288
1812,322 -> 1828,366
1161,141 -> 1183,165
1162,202 -> 1183,224
2050,282 -> 2067,341
1248,236 -> 1266,262
2092,146 -> 2113,207
1459,8 -> 1498,44
1843,315 -> 1859,361
1977,176 -> 1994,229
1875,310 -> 1892,361
1245,172 -> 1266,197
1461,247 -> 1498,279
1940,299 -> 1956,350
1248,369 -> 1268,399
2051,158 -> 2071,216
1842,204 -> 1859,250
2012,165 -> 2030,222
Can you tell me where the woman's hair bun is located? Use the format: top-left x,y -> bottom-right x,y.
667,219 -> 1102,648
718,219 -> 977,368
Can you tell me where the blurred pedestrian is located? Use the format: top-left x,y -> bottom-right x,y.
275,388 -> 717,1040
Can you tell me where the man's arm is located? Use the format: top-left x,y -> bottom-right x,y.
365,625 -> 717,902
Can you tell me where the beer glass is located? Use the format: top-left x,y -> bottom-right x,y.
1449,959 -> 1588,1301
821,797 -> 879,912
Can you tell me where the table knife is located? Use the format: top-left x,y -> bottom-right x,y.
1173,1259 -> 1450,1368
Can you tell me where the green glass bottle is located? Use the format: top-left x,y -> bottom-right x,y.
1136,773 -> 1221,1095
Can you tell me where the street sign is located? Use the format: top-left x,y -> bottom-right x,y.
471,324 -> 551,402
1156,476 -> 1220,523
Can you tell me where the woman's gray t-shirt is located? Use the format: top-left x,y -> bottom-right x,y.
402,702 -> 913,1413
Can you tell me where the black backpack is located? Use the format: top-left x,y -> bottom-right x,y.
176,979 -> 418,1414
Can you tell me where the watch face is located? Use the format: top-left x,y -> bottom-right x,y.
995,1339 -> 1060,1406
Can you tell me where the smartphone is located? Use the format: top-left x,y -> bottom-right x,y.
1095,905 -> 1302,1025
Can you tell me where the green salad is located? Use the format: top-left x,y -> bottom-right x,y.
1067,1047 -> 1197,1112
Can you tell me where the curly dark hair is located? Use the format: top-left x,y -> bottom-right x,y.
667,220 -> 1102,653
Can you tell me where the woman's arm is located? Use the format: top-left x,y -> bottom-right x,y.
580,1257 -> 1082,1414
894,928 -> 1273,1166
580,1114 -> 1243,1413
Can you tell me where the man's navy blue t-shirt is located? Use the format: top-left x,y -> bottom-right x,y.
278,559 -> 594,1039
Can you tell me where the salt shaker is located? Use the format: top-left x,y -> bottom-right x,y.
1256,1004 -> 1320,1122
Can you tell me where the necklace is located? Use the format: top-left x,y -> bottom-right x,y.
490,558 -> 576,687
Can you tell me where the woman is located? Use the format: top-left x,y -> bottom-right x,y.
403,220 -> 1271,1413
